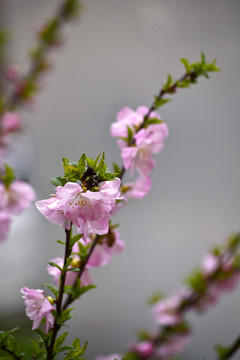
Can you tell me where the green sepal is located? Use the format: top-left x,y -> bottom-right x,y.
42,283 -> 58,297
154,97 -> 171,108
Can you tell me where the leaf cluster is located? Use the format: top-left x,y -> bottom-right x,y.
51,153 -> 117,187
63,338 -> 88,360
0,164 -> 16,188
0,327 -> 24,360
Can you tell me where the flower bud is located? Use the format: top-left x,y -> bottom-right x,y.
47,296 -> 55,305
70,257 -> 80,268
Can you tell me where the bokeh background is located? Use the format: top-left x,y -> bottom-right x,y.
0,0 -> 240,358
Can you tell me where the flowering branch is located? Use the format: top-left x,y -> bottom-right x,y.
118,53 -> 220,181
98,233 -> 240,360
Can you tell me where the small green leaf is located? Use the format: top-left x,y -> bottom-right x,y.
144,117 -> 163,127
57,239 -> 66,245
48,262 -> 63,272
42,284 -> 58,296
154,97 -> 171,108
54,331 -> 69,352
215,344 -> 230,360
180,58 -> 190,72
70,234 -> 82,248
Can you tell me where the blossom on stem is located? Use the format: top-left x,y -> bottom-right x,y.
130,341 -> 154,358
121,175 -> 152,200
47,256 -> 92,287
110,106 -> 162,149
0,180 -> 36,215
1,112 -> 21,132
152,294 -> 183,326
83,229 -> 124,268
121,123 -> 169,176
155,333 -> 191,359
36,179 -> 121,240
21,287 -> 54,333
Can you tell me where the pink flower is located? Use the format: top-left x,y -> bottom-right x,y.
5,64 -> 20,81
131,341 -> 154,358
95,354 -> 122,360
122,175 -> 152,200
0,212 -> 11,243
152,295 -> 182,326
111,106 -> 162,148
1,112 -> 21,132
121,123 -> 169,175
156,333 -> 191,359
0,180 -> 36,215
21,287 -> 54,333
36,179 -> 121,240
47,257 -> 92,287
201,253 -> 219,276
84,229 -> 124,268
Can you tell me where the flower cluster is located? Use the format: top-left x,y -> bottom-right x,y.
111,106 -> 168,208
98,234 -> 240,360
0,176 -> 35,242
47,229 -> 124,286
36,178 -> 121,240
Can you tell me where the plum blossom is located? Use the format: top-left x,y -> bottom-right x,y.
155,333 -> 191,359
82,229 -> 124,268
130,341 -> 154,358
1,112 -> 21,132
110,106 -> 162,149
201,253 -> 219,276
121,123 -> 169,175
21,287 -> 54,333
121,175 -> 152,200
36,179 -> 121,240
47,256 -> 92,287
152,294 -> 182,326
0,180 -> 36,215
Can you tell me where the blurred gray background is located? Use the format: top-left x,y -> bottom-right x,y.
0,0 -> 240,358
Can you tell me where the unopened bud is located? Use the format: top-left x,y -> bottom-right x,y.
106,229 -> 116,247
47,296 -> 55,305
71,257 -> 80,268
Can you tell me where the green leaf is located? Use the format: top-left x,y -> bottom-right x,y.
57,239 -> 66,245
35,328 -> 51,347
48,261 -> 63,273
154,97 -> 171,108
180,58 -> 190,72
185,270 -> 207,294
126,126 -> 134,143
147,291 -> 164,305
0,164 -> 16,188
54,331 -> 69,352
55,308 -> 75,326
51,176 -> 67,186
42,283 -> 58,296
77,153 -> 86,175
215,344 -> 230,360
112,162 -> 121,176
144,117 -> 163,128
70,234 -> 82,248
